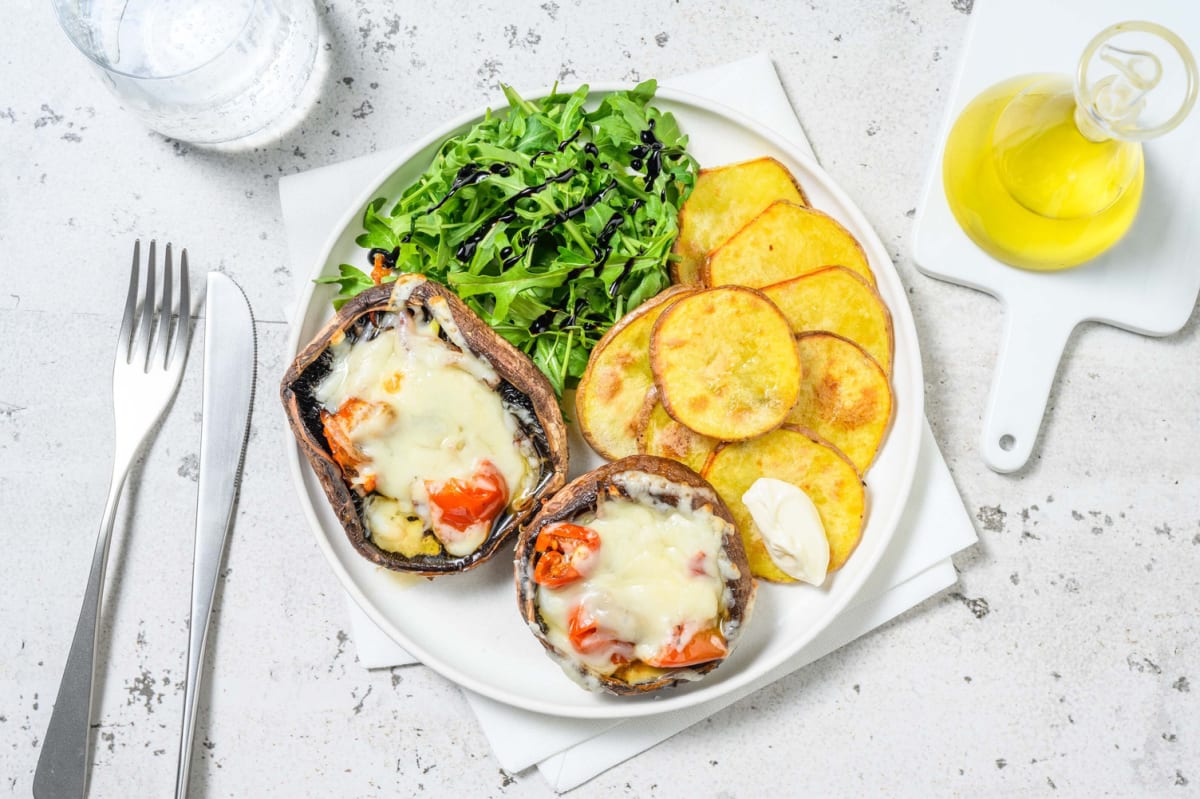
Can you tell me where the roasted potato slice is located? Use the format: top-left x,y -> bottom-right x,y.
651,287 -> 801,441
786,333 -> 893,474
762,266 -> 894,373
671,158 -> 807,285
703,426 -> 865,580
636,389 -> 719,474
704,201 -> 875,289
575,286 -> 696,459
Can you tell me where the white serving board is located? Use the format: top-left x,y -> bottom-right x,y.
913,0 -> 1200,473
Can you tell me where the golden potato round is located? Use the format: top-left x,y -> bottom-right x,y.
762,266 -> 894,373
650,287 -> 801,441
786,332 -> 894,474
702,426 -> 865,581
704,200 -> 875,289
574,286 -> 696,459
670,158 -> 808,285
635,390 -> 720,474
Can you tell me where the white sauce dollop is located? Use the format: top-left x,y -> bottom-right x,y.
742,477 -> 830,586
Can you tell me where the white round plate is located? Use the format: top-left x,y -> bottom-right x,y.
284,85 -> 924,719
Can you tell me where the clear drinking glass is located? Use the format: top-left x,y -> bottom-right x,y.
52,0 -> 320,144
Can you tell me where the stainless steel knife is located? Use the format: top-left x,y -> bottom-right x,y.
175,272 -> 255,799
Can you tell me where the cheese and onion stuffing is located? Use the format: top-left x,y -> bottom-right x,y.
741,477 -> 830,585
533,472 -> 740,677
314,304 -> 537,558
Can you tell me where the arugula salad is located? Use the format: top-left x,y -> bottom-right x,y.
321,80 -> 698,395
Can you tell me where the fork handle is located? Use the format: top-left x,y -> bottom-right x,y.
33,470 -> 128,799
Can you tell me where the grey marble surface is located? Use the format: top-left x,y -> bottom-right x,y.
3,0 -> 1198,796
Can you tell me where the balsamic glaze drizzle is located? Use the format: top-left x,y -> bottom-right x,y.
590,211 -> 625,264
498,177 -> 618,270
529,129 -> 583,167
456,168 -> 580,262
529,308 -> 556,334
563,297 -> 589,327
608,257 -> 638,299
373,119 -> 673,327
628,118 -> 664,190
425,163 -> 500,216
367,246 -> 401,270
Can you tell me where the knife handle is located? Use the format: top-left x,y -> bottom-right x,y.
174,505 -> 231,799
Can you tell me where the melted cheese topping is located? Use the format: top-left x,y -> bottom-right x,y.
536,474 -> 737,677
315,312 -> 536,557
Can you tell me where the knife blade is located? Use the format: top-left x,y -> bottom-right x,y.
175,272 -> 255,799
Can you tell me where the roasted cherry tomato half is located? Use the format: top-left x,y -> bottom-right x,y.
426,460 -> 509,532
533,523 -> 600,588
645,625 -> 727,668
568,605 -> 632,664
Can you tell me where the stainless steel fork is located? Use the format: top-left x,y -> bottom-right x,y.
34,240 -> 192,799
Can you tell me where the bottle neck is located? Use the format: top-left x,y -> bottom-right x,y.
991,77 -> 1142,220
1073,104 -> 1113,143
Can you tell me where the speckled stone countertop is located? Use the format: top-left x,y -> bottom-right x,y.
3,0 -> 1198,796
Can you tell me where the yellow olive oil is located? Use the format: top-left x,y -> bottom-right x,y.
942,74 -> 1144,271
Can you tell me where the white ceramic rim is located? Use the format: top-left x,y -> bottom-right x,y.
282,83 -> 924,718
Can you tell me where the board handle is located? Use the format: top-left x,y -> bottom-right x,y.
980,303 -> 1078,473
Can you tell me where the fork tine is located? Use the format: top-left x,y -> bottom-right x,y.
132,240 -> 157,370
152,243 -> 174,369
171,249 -> 192,369
119,240 -> 141,362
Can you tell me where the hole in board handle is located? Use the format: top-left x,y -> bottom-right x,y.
999,434 -> 1015,451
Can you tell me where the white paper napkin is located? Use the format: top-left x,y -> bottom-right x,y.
469,422 -> 971,786
279,53 -> 978,792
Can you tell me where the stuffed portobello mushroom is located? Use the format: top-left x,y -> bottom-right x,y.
282,274 -> 569,575
515,456 -> 756,694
